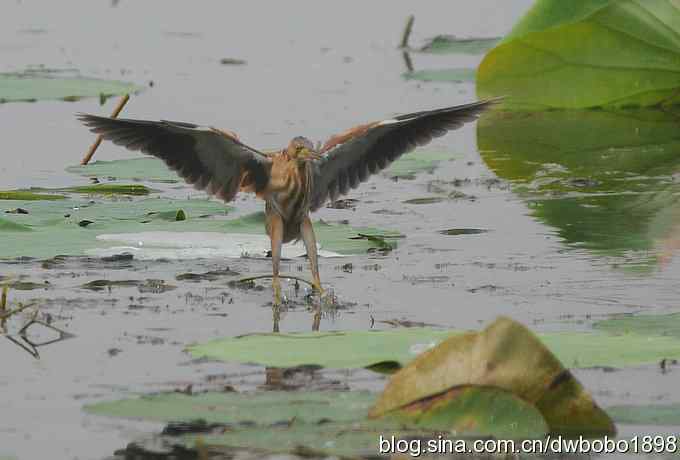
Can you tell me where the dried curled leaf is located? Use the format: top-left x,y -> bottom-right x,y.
370,317 -> 615,436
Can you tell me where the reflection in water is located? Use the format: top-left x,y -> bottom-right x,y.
1,285 -> 74,358
477,109 -> 680,270
266,286 -> 330,391
3,318 -> 74,359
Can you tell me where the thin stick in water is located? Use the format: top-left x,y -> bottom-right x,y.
400,15 -> 415,49
80,94 -> 130,165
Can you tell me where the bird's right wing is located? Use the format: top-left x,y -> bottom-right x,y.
78,114 -> 272,202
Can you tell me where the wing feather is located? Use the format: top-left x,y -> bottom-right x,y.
309,99 -> 498,210
77,114 -> 271,202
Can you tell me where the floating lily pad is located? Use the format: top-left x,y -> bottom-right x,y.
87,391 -> 413,458
384,150 -> 455,179
189,323 -> 680,371
0,191 -> 66,201
418,36 -> 501,55
87,388 -> 548,457
0,194 -> 399,259
0,218 -> 31,232
370,317 -> 615,437
63,184 -> 153,196
594,313 -> 680,339
607,404 -> 680,426
403,68 -> 476,83
188,329 -> 453,370
477,109 -> 680,267
0,197 -> 230,259
90,322 -> 619,456
87,391 -> 375,426
0,69 -> 141,103
66,158 -> 181,183
477,1 -> 680,109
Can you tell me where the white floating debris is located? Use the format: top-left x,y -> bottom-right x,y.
87,231 -> 343,260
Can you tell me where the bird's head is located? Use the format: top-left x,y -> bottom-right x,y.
287,136 -> 317,161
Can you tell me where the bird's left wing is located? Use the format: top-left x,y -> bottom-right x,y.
309,99 -> 497,211
78,114 -> 272,202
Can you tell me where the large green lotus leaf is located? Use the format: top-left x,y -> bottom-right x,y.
86,391 -> 375,425
61,184 -> 154,196
202,212 -> 400,255
188,329 -> 455,369
192,387 -> 548,453
187,325 -> 680,371
0,191 -> 66,201
594,312 -> 680,338
86,390 -> 430,458
0,218 -> 32,232
0,196 -> 399,258
87,388 -> 548,456
477,1 -> 680,109
608,404 -> 680,426
66,158 -> 181,183
0,70 -> 141,103
370,317 -> 614,436
477,109 -> 680,266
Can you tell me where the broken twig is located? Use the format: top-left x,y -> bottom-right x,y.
80,94 -> 130,165
400,15 -> 415,48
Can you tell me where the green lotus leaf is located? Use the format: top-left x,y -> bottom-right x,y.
0,195 -> 399,259
477,1 -> 680,109
594,312 -> 680,338
0,69 -> 141,103
86,391 -> 375,426
66,158 -> 181,183
0,218 -> 32,232
0,191 -> 66,201
188,323 -> 680,371
86,388 -> 549,456
62,184 -> 153,196
608,404 -> 680,426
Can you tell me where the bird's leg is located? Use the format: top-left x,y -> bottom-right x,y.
300,215 -> 323,295
270,213 -> 284,307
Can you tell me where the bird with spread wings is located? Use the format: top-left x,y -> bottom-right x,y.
79,99 -> 496,306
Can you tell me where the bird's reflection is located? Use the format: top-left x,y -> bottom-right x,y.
265,285 -> 336,390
